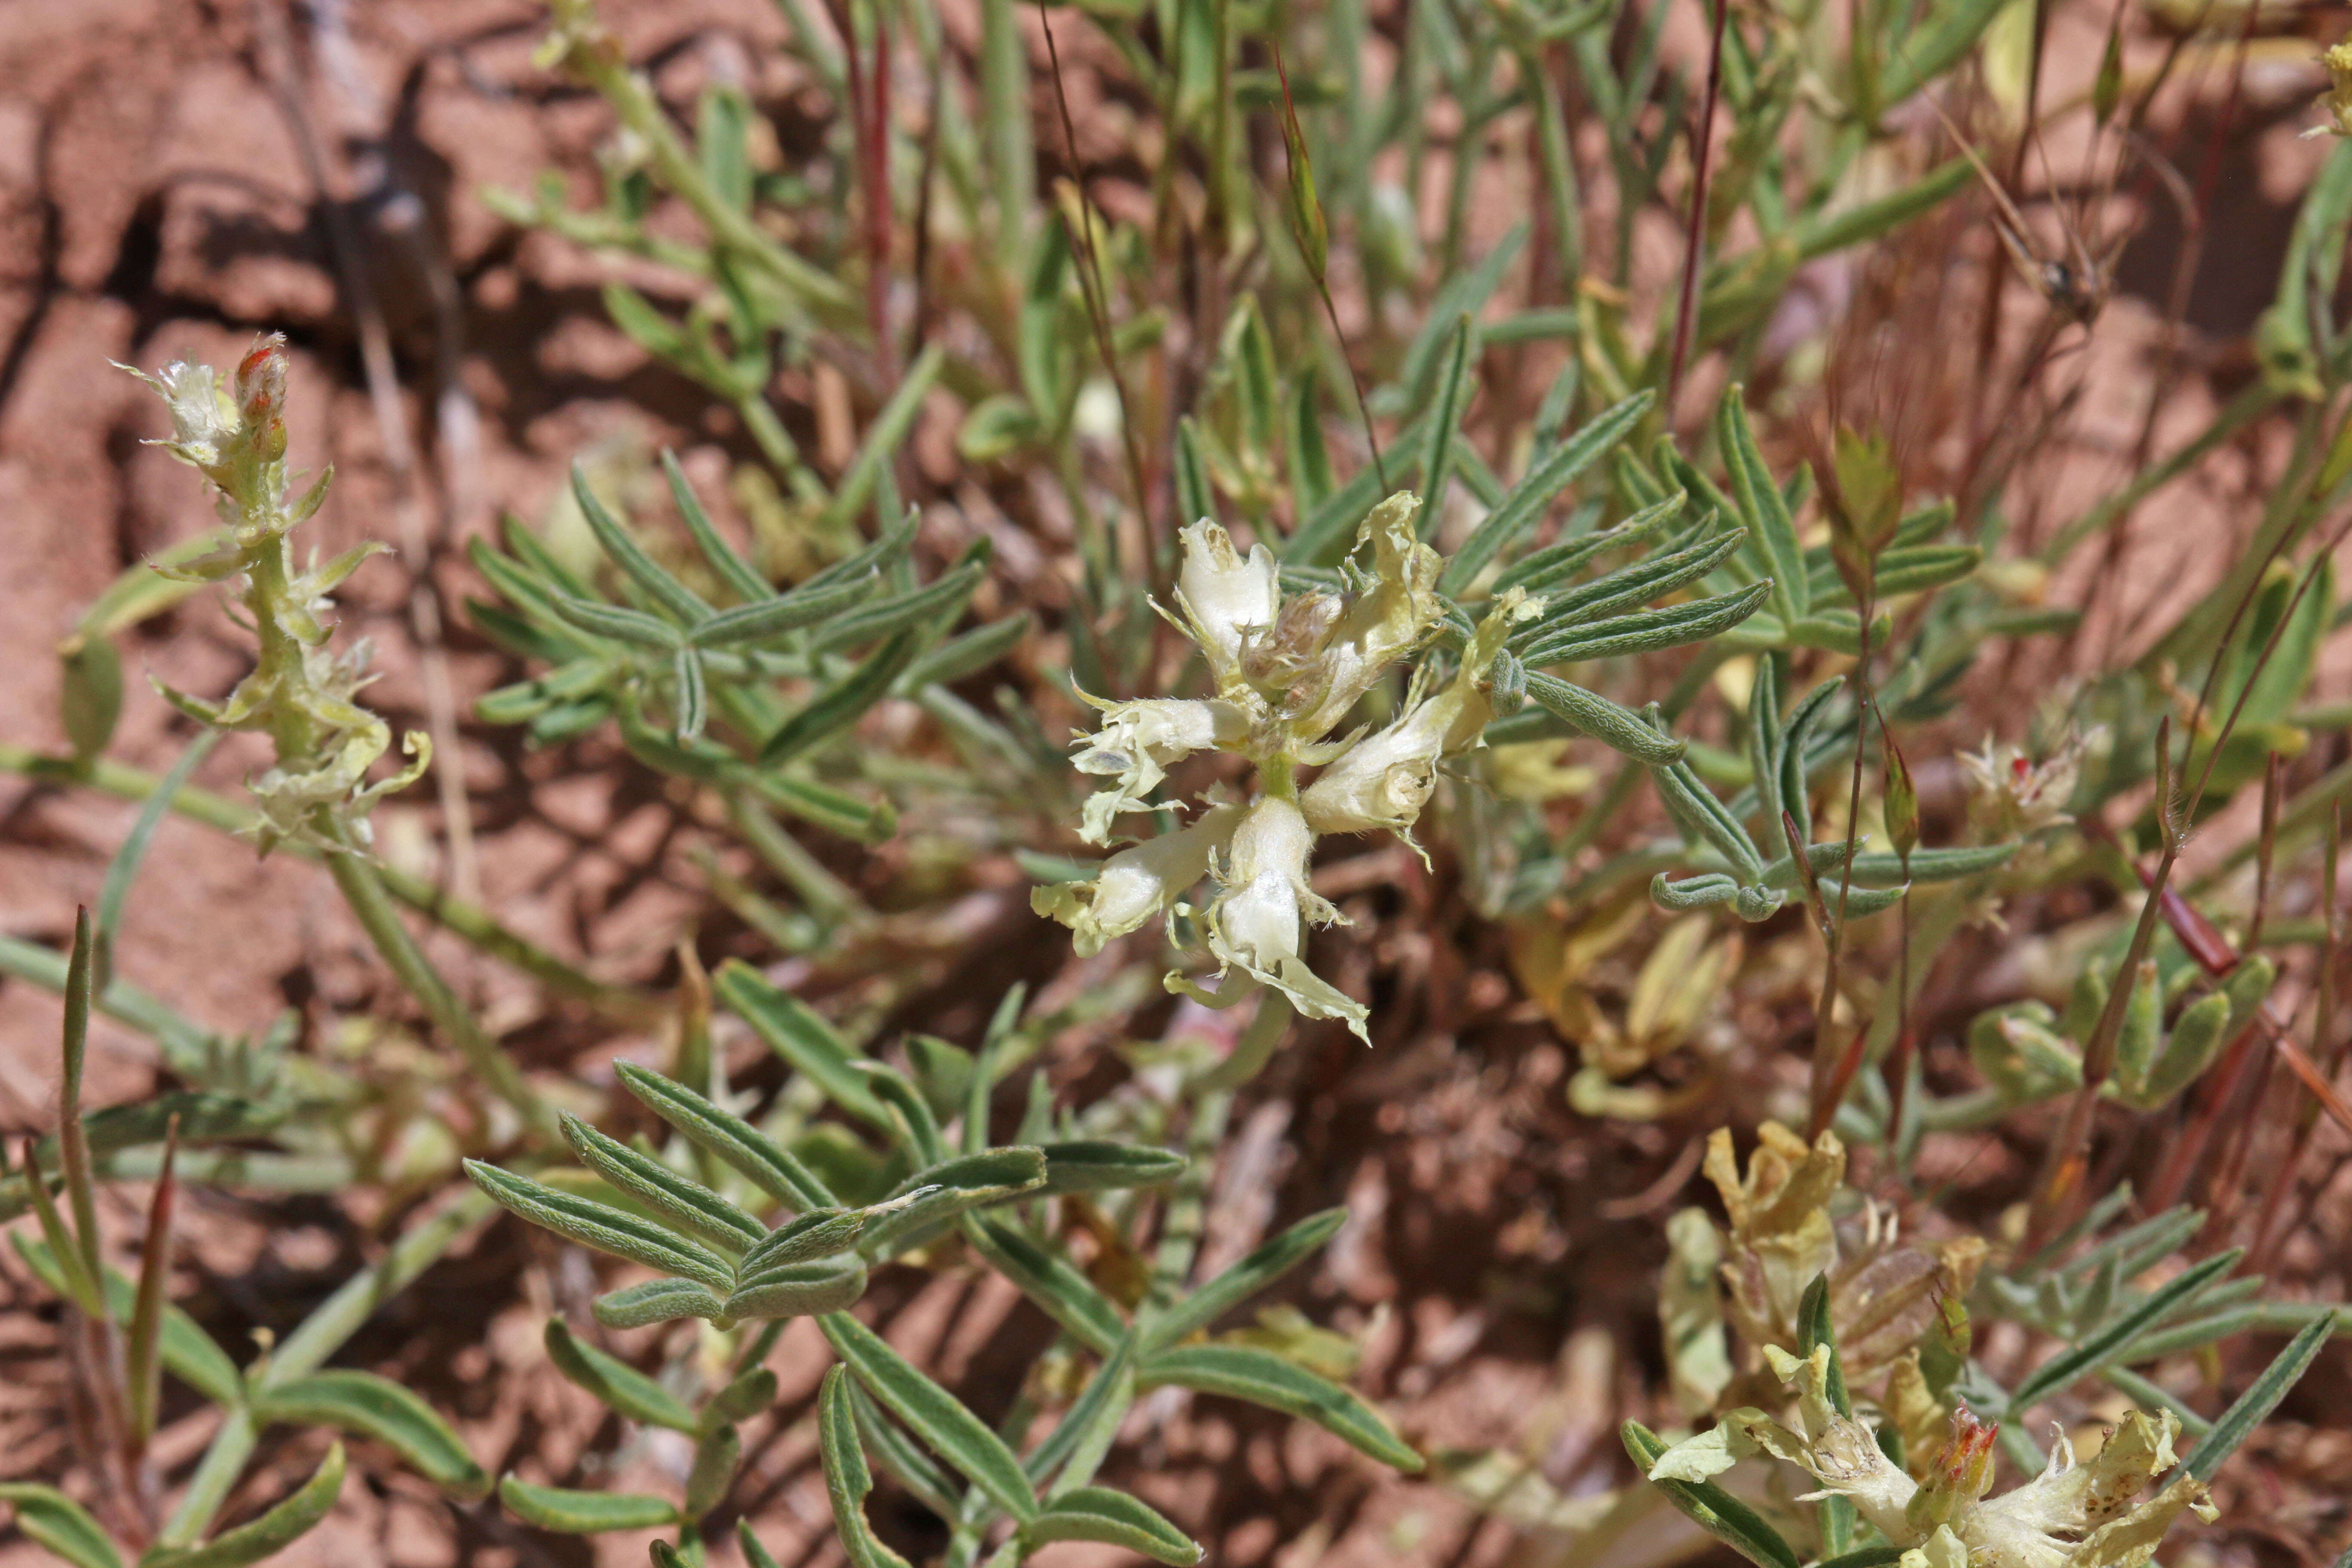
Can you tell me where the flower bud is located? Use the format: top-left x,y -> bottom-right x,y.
1033,805 -> 1241,956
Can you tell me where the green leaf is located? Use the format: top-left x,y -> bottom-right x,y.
60,634 -> 124,764
818,1366 -> 915,1568
253,1372 -> 489,1500
710,1366 -> 780,1425
662,450 -> 769,603
1143,1209 -> 1345,1353
1522,674 -> 1687,764
2008,1250 -> 2242,1412
1518,524 -> 1744,635
1622,1421 -> 1801,1568
860,1064 -> 947,1165
902,614 -> 1029,691
1716,389 -> 1806,624
1447,391 -> 1657,598
1864,544 -> 1981,599
0,1484 -> 122,1568
711,965 -> 888,1129
964,1218 -> 1126,1354
1417,315 -> 1476,531
1037,1141 -> 1186,1196
559,1113 -> 764,1253
146,1443 -> 344,1568
615,1060 -> 836,1211
761,629 -> 923,765
593,1279 -> 730,1329
571,461 -> 714,625
497,1476 -> 678,1534
1026,1336 -> 1136,1489
1494,490 -> 1684,598
1288,368 -> 1334,513
546,592 -> 683,649
690,575 -> 878,647
1139,1344 -> 1421,1472
809,558 -> 985,653
11,1234 -> 242,1407
542,1317 -> 697,1431
858,1148 -> 1050,1259
820,1312 -> 1041,1522
726,1257 -> 870,1320
2182,1309 -> 2339,1479
683,1421 -> 742,1522
1520,581 -> 1773,666
1020,1487 -> 1203,1567
740,1209 -> 870,1271
464,1161 -> 735,1293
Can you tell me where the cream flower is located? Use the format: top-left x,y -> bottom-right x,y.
1033,804 -> 1242,956
1290,492 -> 1446,738
1173,796 -> 1370,1041
1174,519 -> 1281,690
1070,695 -> 1251,845
1650,1345 -> 2214,1568
1302,589 -> 1536,847
1040,488 -> 1479,1052
2307,43 -> 2352,139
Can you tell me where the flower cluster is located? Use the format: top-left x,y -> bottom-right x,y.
1651,1344 -> 2214,1568
2309,42 -> 2352,139
1959,726 -> 2102,840
127,336 -> 427,854
1700,1124 -> 1984,1396
1035,494 -> 1534,1041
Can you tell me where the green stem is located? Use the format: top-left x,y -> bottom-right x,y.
323,844 -> 552,1137
159,1191 -> 491,1547
0,743 -> 658,1023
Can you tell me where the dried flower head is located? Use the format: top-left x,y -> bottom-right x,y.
1667,1124 -> 1984,1435
1035,496 -> 1534,1042
1651,1345 -> 2214,1568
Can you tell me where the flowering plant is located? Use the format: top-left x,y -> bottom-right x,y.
1037,493 -> 1535,1040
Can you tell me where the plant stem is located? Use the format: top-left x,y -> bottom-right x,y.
324,841 -> 551,1137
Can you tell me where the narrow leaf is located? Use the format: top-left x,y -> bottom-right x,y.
1623,1421 -> 1801,1568
560,1112 -> 765,1252
2182,1309 -> 2339,1479
572,461 -> 713,624
542,1317 -> 697,1431
615,1060 -> 836,1211
254,1372 -> 490,1499
1144,1209 -> 1345,1353
711,965 -> 888,1127
497,1476 -> 678,1533
1021,1487 -> 1204,1567
1139,1344 -> 1421,1472
820,1312 -> 1041,1522
1716,390 -> 1807,623
464,1161 -> 735,1293
146,1442 -> 344,1568
1038,1141 -> 1186,1196
0,1485 -> 122,1568
818,1365 -> 916,1568
593,1278 -> 729,1329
